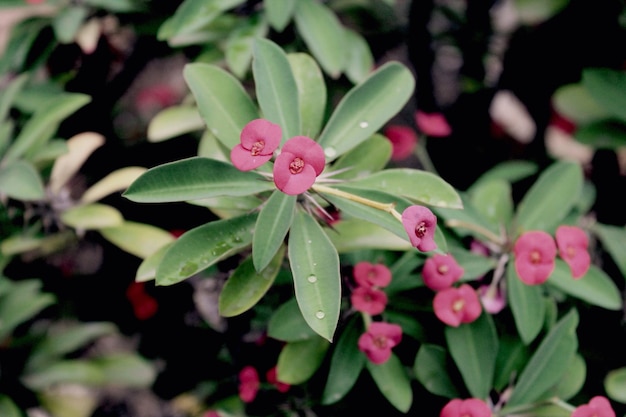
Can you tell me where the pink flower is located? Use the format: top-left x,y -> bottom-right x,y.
478,284 -> 506,314
513,231 -> 557,285
555,225 -> 591,279
440,398 -> 492,417
422,254 -> 464,291
433,284 -> 482,327
415,110 -> 452,137
384,125 -> 418,160
231,119 -> 282,171
571,396 -> 615,417
401,205 -> 438,252
266,366 -> 290,393
353,262 -> 392,288
238,366 -> 260,403
273,136 -> 325,195
357,322 -> 403,364
125,282 -> 158,320
203,411 -> 220,417
351,286 -> 388,315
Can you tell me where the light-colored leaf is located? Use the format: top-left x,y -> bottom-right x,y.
100,221 -> 175,259
48,132 -> 105,195
60,203 -> 124,230
343,28 -> 374,84
81,166 -> 147,204
328,218 -> 412,253
225,14 -> 268,79
264,0 -> 296,32
147,105 -> 204,142
0,160 -> 45,201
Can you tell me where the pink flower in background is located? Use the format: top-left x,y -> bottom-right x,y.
353,261 -> 392,288
415,110 -> 452,137
125,282 -> 158,320
384,125 -> 418,160
440,398 -> 492,417
513,231 -> 557,285
273,136 -> 325,195
231,119 -> 282,171
351,286 -> 388,315
555,225 -> 591,279
238,366 -> 260,403
433,284 -> 482,327
266,366 -> 290,393
357,322 -> 402,364
571,396 -> 615,417
202,411 -> 220,417
422,253 -> 464,291
26,0 -> 46,3
401,205 -> 438,252
478,284 -> 506,314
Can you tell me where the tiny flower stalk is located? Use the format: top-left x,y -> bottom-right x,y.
312,184 -> 403,221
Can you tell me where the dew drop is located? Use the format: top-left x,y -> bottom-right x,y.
307,275 -> 317,283
359,121 -> 369,128
324,147 -> 337,158
307,240 -> 312,244
315,310 -> 325,319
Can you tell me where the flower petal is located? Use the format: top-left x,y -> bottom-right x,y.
273,152 -> 317,195
231,144 -> 274,171
240,118 -> 282,154
281,136 -> 326,175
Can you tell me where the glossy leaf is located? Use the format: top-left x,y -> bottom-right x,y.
253,190 -> 296,271
225,14 -> 268,79
593,223 -> 626,278
445,312 -> 498,399
328,133 -> 392,180
507,261 -> 546,344
605,367 -> 626,404
328,218 -> 412,253
146,105 -> 204,142
0,160 -> 45,201
468,179 -> 513,226
123,157 -> 274,203
547,261 -> 622,310
503,309 -> 579,410
48,132 -> 105,195
154,212 -> 257,286
582,68 -> 626,123
252,38 -> 300,141
99,221 -> 175,260
265,0 -> 296,32
414,344 -> 460,398
135,242 -> 174,283
317,62 -> 415,161
183,63 -> 259,149
80,166 -> 147,204
277,336 -> 330,384
288,210 -> 341,341
267,298 -> 318,342
343,28 -> 374,84
287,52 -> 327,138
321,315 -> 366,404
219,248 -> 284,317
366,354 -> 413,412
60,203 -> 124,230
514,161 -> 583,233
293,0 -> 346,78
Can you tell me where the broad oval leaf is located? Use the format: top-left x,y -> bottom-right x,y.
60,203 -> 124,230
317,62 -> 415,161
414,344 -> 460,398
445,312 -> 498,399
48,132 -> 105,195
265,0 -> 296,32
277,336 -> 330,385
288,210 -> 341,341
123,157 -> 274,203
225,14 -> 268,79
21,360 -> 104,390
0,279 -> 56,342
252,190 -> 296,271
343,28 -> 374,84
494,335 -> 530,391
147,105 -> 204,142
99,221 -> 175,259
507,261 -> 546,344
81,166 -> 147,204
552,82 -> 610,125
155,212 -> 257,286
546,353 -> 586,401
135,242 -> 174,283
468,179 -> 513,226
92,353 -> 156,388
472,160 -> 538,188
0,160 -> 45,201
183,63 -> 259,148
593,222 -> 626,279
582,68 -> 626,123
287,52 -> 327,138
267,298 -> 318,342
219,248 -> 284,317
366,353 -> 413,412
328,218 -> 412,253
52,5 -> 88,44
328,133 -> 392,180
605,367 -> 626,404
514,161 -> 583,233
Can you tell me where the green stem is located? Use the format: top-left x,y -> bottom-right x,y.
444,218 -> 506,247
414,138 -> 438,175
312,184 -> 403,222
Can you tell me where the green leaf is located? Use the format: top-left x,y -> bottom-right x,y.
0,73 -> 28,122
287,53 -> 327,138
593,222 -> 626,279
288,210 -> 341,341
468,179 -> 513,226
0,160 -> 45,201
0,395 -> 21,417
293,0 -> 346,78
317,62 -> 415,161
183,63 -> 259,149
267,298 -> 318,342
472,160 -> 538,187
582,68 -> 626,123
512,0 -> 569,25
547,354 -> 586,401
547,261 -> 623,310
605,367 -> 626,404
219,248 -> 284,317
0,279 -> 55,342
575,119 -> 626,149
81,166 -> 147,205
52,6 -> 89,44
83,0 -> 146,12
99,221 -> 175,259
253,191 -> 295,271
347,168 -> 463,209
343,28 -> 374,84
366,354 -> 413,412
277,336 -> 330,384
445,312 -> 498,399
225,14 -> 268,79
265,0 -> 296,32
135,242 -> 174,283
155,212 -> 257,286
329,133 -> 392,180
494,336 -> 530,391
48,132 -> 105,195
22,360 -> 104,390
252,38 -> 300,141
503,309 -> 579,410
552,83 -> 610,125
514,161 -> 583,233
60,203 -> 124,230
322,315 -> 366,404
328,218 -> 412,253
123,157 -> 274,203
448,247 -> 497,281
91,353 -> 156,388
434,195 -> 501,241
414,344 -> 460,398
147,105 -> 205,142
507,261 -> 546,344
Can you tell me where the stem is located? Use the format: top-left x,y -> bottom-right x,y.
414,138 -> 438,175
312,184 -> 403,222
445,219 -> 506,246
494,397 -> 575,416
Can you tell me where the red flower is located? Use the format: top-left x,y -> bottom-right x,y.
357,322 -> 402,364
571,396 -> 615,417
422,254 -> 464,291
513,231 -> 557,285
433,284 -> 482,327
125,282 -> 158,320
273,136 -> 325,195
266,366 -> 290,393
351,286 -> 388,315
415,110 -> 452,137
440,398 -> 492,417
231,119 -> 282,171
401,205 -> 438,252
384,125 -> 418,161
555,225 -> 591,279
353,261 -> 392,288
238,366 -> 260,403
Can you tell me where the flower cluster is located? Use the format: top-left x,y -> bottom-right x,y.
350,261 -> 392,315
572,396 -> 615,417
513,225 -> 590,285
231,119 -> 325,195
357,321 -> 403,365
237,365 -> 290,403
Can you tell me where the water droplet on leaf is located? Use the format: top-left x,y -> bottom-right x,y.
315,310 -> 325,319
307,275 -> 317,283
359,121 -> 368,128
324,147 -> 337,158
